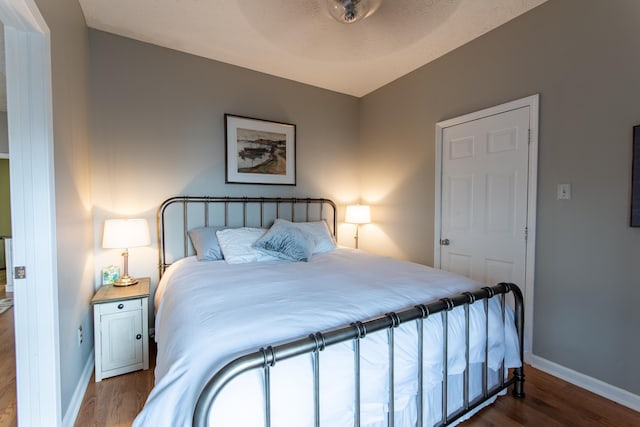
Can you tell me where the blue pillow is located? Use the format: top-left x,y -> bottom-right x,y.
188,226 -> 226,261
254,221 -> 316,262
272,219 -> 336,254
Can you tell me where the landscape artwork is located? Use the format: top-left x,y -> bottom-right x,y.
236,128 -> 286,175
225,114 -> 296,185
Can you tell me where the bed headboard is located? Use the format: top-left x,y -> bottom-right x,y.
157,196 -> 338,277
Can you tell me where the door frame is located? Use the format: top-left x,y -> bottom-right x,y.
0,0 -> 62,425
434,94 -> 539,360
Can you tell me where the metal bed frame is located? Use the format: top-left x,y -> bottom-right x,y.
157,196 -> 525,427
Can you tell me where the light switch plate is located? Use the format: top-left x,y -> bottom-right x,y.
557,183 -> 571,200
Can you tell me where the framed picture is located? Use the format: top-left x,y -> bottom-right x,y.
631,125 -> 640,227
101,265 -> 120,285
225,114 -> 296,185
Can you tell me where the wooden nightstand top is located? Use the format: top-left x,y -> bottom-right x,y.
91,277 -> 150,304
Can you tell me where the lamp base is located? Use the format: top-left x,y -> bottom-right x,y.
113,275 -> 138,287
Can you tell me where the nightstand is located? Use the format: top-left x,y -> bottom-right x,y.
91,277 -> 150,382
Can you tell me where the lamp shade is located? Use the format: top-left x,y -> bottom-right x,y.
102,219 -> 150,249
345,205 -> 371,225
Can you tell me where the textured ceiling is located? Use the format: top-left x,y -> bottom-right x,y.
79,0 -> 547,97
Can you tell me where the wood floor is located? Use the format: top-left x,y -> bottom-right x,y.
75,344 -> 156,427
74,351 -> 640,427
461,368 -> 640,427
0,281 -> 17,427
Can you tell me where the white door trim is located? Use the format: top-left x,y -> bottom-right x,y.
434,94 -> 539,361
0,0 -> 62,425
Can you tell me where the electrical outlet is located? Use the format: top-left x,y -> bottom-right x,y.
78,325 -> 83,345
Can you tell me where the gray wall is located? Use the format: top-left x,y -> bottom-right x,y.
359,0 -> 640,395
35,0 -> 95,417
88,30 -> 360,307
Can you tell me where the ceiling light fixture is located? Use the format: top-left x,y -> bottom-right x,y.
327,0 -> 382,24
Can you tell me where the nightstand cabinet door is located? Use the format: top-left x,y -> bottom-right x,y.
100,307 -> 143,372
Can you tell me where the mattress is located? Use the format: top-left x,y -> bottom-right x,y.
134,248 -> 521,427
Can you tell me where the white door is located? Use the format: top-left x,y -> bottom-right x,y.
435,95 -> 538,357
440,107 -> 529,285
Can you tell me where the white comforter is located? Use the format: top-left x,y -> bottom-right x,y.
133,248 -> 520,427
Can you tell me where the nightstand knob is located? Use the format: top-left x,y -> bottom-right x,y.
117,303 -> 124,309
136,334 -> 142,340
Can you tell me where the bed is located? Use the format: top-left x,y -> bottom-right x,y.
133,196 -> 524,427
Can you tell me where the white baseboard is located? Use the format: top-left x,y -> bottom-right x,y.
62,351 -> 94,427
529,354 -> 640,412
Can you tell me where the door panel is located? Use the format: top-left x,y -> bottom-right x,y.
448,252 -> 472,277
450,175 -> 473,232
486,172 -> 515,235
102,311 -> 143,371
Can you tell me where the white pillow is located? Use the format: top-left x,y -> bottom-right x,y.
215,227 -> 281,264
273,219 -> 336,254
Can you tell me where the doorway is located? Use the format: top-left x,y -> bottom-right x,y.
434,94 -> 539,359
0,27 -> 16,423
0,1 -> 62,425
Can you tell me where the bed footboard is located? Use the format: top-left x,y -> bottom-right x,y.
193,283 -> 525,427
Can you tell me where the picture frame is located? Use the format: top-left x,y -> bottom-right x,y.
225,114 -> 296,185
631,125 -> 640,227
101,265 -> 120,285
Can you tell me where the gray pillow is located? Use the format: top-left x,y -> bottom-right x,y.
188,226 -> 225,261
254,221 -> 316,262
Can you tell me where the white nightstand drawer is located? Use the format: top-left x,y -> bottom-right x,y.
98,298 -> 142,315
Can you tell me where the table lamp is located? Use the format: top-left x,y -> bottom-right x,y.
345,205 -> 371,249
102,218 -> 150,286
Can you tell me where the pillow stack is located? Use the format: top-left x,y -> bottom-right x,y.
188,219 -> 336,264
